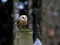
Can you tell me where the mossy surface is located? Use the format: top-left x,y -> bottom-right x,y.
18,29 -> 32,32
16,29 -> 33,45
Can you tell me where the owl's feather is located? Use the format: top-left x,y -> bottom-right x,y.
17,15 -> 27,28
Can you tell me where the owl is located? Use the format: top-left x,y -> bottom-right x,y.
17,15 -> 27,28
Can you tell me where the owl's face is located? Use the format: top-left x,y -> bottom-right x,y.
19,15 -> 27,22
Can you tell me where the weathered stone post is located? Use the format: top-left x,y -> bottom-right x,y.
17,29 -> 33,45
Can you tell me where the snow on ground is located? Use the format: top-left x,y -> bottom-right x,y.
34,38 -> 42,45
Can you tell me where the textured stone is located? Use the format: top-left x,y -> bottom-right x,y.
16,29 -> 33,45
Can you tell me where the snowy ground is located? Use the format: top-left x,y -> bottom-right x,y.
34,38 -> 42,45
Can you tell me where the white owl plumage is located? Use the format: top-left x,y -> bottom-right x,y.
19,15 -> 27,22
17,15 -> 27,28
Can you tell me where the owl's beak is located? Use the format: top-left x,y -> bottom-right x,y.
24,18 -> 25,20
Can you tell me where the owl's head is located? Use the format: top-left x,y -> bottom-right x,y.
19,15 -> 27,22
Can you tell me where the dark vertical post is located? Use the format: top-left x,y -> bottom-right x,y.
28,0 -> 33,31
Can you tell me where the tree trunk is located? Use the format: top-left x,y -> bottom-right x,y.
28,0 -> 33,31
13,0 -> 19,45
42,0 -> 60,45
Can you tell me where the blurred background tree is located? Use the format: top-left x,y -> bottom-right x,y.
42,0 -> 60,45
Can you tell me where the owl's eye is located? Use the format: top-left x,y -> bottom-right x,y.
22,17 -> 24,19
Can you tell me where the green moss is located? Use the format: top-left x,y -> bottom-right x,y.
18,29 -> 32,32
17,29 -> 33,45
